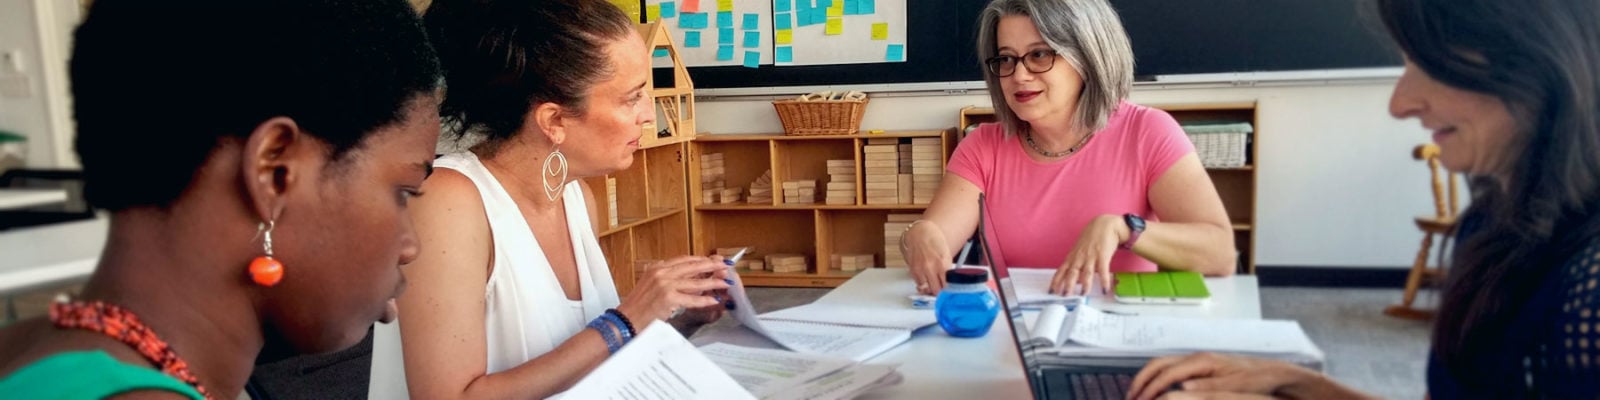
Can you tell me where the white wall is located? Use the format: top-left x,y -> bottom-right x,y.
696,81 -> 1437,269
0,0 -> 76,169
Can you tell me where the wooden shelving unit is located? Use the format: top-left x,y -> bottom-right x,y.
956,102 -> 1260,274
688,130 -> 953,287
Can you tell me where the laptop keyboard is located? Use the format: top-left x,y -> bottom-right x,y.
1066,373 -> 1133,400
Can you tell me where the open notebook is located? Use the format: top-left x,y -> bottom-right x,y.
1022,304 -> 1325,370
726,268 -> 937,362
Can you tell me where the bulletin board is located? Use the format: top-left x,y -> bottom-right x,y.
775,0 -> 908,66
646,0 -> 775,68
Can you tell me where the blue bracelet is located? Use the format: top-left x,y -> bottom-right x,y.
599,312 -> 633,343
586,317 -> 621,354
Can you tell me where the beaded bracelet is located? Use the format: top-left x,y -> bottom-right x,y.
586,317 -> 622,354
604,308 -> 637,337
598,312 -> 633,343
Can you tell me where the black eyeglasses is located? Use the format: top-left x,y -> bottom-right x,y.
984,49 -> 1059,77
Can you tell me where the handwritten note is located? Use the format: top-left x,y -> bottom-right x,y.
886,44 -> 905,62
645,4 -> 661,21
661,1 -> 678,18
871,22 -> 888,40
743,51 -> 760,68
684,31 -> 702,48
775,12 -> 792,30
719,27 -> 734,44
743,31 -> 760,48
775,0 -> 792,12
717,44 -> 734,61
717,11 -> 733,28
742,13 -> 759,30
776,46 -> 794,63
775,29 -> 793,45
717,0 -> 733,12
825,17 -> 843,35
679,12 -> 707,29
682,0 -> 700,13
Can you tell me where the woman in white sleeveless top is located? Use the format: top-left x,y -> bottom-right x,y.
370,1 -> 730,398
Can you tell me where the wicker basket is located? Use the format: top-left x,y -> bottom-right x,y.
772,98 -> 869,136
1182,122 -> 1253,168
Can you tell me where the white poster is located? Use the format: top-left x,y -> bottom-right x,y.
774,0 -> 907,66
647,0 -> 776,68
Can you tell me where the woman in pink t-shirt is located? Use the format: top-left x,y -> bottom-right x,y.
900,0 -> 1237,296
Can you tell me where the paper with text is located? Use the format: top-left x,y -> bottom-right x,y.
699,343 -> 853,397
556,320 -> 755,400
759,303 -> 935,331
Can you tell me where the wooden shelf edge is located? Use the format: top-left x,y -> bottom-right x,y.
693,130 -> 945,142
1148,101 -> 1258,111
739,269 -> 862,288
1206,166 -> 1254,171
598,207 -> 687,237
695,204 -> 930,211
640,135 -> 694,149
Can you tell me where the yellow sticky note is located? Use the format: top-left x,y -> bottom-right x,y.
827,4 -> 843,17
871,22 -> 888,40
825,17 -> 842,35
718,0 -> 733,11
776,29 -> 793,44
646,4 -> 661,21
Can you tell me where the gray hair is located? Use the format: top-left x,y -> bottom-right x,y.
976,0 -> 1134,136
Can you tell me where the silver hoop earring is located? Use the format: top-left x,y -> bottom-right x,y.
543,148 -> 569,201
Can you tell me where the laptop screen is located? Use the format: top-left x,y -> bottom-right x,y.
977,194 -> 1046,395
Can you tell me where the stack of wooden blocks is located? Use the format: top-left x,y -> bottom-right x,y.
882,213 -> 920,268
605,177 -> 619,227
717,247 -> 759,270
782,180 -> 818,205
764,254 -> 808,273
747,170 -> 774,205
700,153 -> 725,204
864,139 -> 899,205
911,138 -> 942,204
897,142 -> 913,204
825,159 -> 856,205
831,253 -> 874,272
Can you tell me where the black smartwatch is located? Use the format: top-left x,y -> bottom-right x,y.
1121,213 -> 1146,249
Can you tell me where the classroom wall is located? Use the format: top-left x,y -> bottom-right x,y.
695,81 -> 1437,269
0,0 -> 77,169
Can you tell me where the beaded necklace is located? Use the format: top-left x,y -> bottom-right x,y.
50,300 -> 213,400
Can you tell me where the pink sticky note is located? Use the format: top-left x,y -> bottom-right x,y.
683,0 -> 701,13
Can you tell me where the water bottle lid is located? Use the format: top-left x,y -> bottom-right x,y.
945,268 -> 988,284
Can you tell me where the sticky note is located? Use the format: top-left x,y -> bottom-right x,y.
776,46 -> 794,63
774,13 -> 791,30
717,44 -> 734,61
646,5 -> 660,21
679,12 -> 708,29
682,0 -> 700,12
717,0 -> 733,11
775,29 -> 793,44
886,43 -> 905,62
825,17 -> 843,35
826,4 -> 842,17
817,0 -> 832,7
740,13 -> 756,30
717,11 -> 733,28
871,22 -> 888,40
653,48 -> 670,58
684,31 -> 702,48
743,51 -> 760,68
719,27 -> 734,44
861,0 -> 875,14
743,31 -> 760,48
661,1 -> 677,18
775,0 -> 792,12
844,0 -> 858,15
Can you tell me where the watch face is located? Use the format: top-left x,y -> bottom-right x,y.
1125,214 -> 1146,231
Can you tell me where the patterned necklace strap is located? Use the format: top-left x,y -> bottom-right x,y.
50,300 -> 214,400
1024,130 -> 1095,158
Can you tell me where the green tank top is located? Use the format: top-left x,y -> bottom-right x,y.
0,350 -> 204,399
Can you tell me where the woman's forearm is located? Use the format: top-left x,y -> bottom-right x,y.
1126,218 -> 1237,275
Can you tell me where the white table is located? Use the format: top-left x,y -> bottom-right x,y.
0,216 -> 107,296
692,268 -> 1261,399
0,188 -> 68,210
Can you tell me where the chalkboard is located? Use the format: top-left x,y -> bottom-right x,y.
665,0 -> 1401,89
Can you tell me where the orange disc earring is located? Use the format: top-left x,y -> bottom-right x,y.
249,221 -> 284,287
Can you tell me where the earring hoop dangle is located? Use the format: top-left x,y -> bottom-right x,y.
542,148 -> 569,201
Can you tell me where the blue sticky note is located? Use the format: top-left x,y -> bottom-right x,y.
776,0 -> 792,12
743,31 -> 760,48
717,11 -> 734,28
680,13 -> 708,29
743,51 -> 760,68
653,48 -> 670,58
775,12 -> 792,30
886,44 -> 905,62
662,1 -> 678,18
798,9 -> 819,26
743,13 -> 759,30
844,0 -> 858,15
817,0 -> 831,8
719,27 -> 734,44
776,46 -> 793,63
717,44 -> 734,61
684,31 -> 702,48
861,0 -> 874,14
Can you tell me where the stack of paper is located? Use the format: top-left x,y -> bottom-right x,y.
1025,305 -> 1326,370
555,320 -> 755,399
724,265 -> 933,362
700,343 -> 903,400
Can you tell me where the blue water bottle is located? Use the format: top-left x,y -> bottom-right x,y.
935,268 -> 999,337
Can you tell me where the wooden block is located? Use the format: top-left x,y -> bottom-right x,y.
827,166 -> 855,175
887,214 -> 921,222
911,152 -> 942,160
826,182 -> 854,191
898,143 -> 913,151
912,159 -> 942,168
865,159 -> 898,168
827,159 -> 854,167
866,189 -> 899,197
865,167 -> 899,175
825,198 -> 855,205
867,138 -> 899,145
865,174 -> 897,183
865,181 -> 898,190
782,181 -> 799,189
911,138 -> 941,145
829,174 -> 856,182
914,174 -> 943,181
792,180 -> 817,188
863,145 -> 897,153
863,153 -> 898,161
826,189 -> 856,197
700,159 -> 725,168
703,153 -> 724,161
747,260 -> 765,271
912,167 -> 943,175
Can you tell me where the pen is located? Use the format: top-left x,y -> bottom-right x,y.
716,248 -> 748,310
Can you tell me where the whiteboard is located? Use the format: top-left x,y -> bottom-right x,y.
648,0 -> 775,68
776,0 -> 907,66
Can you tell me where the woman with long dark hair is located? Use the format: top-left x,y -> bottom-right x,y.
1126,0 -> 1600,398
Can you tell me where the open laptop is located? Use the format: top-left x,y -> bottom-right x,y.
976,194 -> 1143,400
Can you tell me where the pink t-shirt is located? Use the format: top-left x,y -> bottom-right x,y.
949,101 -> 1194,272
